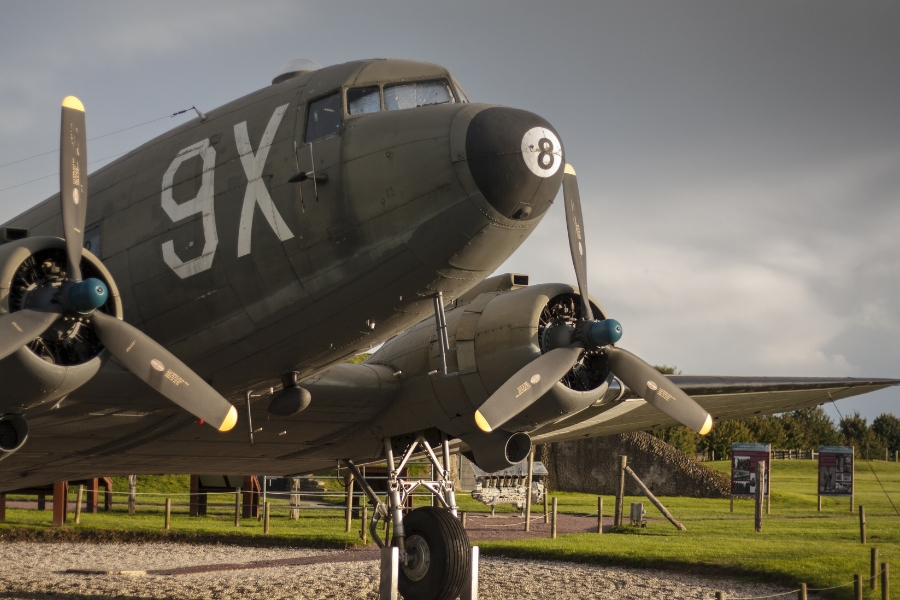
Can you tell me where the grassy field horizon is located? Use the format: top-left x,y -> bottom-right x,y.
2,458 -> 899,598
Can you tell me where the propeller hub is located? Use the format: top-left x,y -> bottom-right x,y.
588,319 -> 623,348
69,278 -> 108,314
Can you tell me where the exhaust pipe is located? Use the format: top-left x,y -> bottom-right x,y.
460,429 -> 531,473
0,414 -> 28,463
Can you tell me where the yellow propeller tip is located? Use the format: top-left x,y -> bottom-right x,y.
217,405 -> 238,432
474,410 -> 493,433
564,164 -> 576,175
62,96 -> 84,112
699,414 -> 713,436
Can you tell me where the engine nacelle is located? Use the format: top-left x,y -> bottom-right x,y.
369,276 -> 619,457
0,237 -> 122,412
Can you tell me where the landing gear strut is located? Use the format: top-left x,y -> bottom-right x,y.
346,431 -> 475,600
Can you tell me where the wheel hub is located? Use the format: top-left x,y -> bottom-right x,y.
401,534 -> 431,581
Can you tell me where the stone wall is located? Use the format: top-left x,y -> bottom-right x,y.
541,432 -> 729,498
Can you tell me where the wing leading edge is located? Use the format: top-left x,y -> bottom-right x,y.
531,376 -> 900,444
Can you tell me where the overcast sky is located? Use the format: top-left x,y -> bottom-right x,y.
1,1 -> 898,424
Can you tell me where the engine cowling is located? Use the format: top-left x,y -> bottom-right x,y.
369,279 -> 620,472
0,236 -> 122,412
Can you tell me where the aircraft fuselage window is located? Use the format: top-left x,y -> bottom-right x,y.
347,86 -> 381,115
385,79 -> 454,111
305,92 -> 342,142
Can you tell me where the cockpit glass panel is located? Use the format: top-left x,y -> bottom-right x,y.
347,86 -> 381,115
384,79 -> 454,111
305,92 -> 341,142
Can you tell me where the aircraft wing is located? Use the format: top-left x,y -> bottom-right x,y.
531,376 -> 900,444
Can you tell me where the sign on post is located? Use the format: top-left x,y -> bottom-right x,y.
731,443 -> 770,497
818,446 -> 854,498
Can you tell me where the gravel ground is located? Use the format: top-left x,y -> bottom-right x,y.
0,541 -> 819,600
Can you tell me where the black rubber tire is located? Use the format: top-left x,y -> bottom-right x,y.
397,507 -> 470,600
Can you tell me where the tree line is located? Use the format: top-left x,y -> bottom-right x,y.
648,367 -> 900,459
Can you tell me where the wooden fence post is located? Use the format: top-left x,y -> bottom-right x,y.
551,497 -> 558,539
615,455 -> 627,527
871,547 -> 879,590
544,485 -> 549,523
74,485 -> 83,524
817,495 -> 822,511
715,592 -> 725,600
854,574 -> 862,600
597,497 -> 603,534
860,505 -> 866,544
461,512 -> 467,528
625,466 -> 686,531
798,582 -> 807,599
264,501 -> 270,534
164,498 -> 171,530
882,562 -> 889,600
524,447 -> 534,532
234,489 -> 241,527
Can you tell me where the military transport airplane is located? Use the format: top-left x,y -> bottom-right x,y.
0,58 -> 896,599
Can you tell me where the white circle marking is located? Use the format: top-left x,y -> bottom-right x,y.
521,127 -> 563,178
151,359 -> 165,372
647,381 -> 658,391
530,374 -> 541,385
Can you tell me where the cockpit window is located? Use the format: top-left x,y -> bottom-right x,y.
347,86 -> 381,115
384,79 -> 454,111
305,92 -> 342,142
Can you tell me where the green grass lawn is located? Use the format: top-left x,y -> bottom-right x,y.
2,459 -> 899,598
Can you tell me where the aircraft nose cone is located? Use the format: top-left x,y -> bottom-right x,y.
465,107 -> 565,220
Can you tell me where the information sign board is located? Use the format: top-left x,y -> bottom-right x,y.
731,442 -> 770,497
818,446 -> 854,496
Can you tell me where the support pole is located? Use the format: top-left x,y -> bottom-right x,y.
551,497 -> 558,539
52,481 -> 67,526
882,562 -> 889,600
264,501 -> 270,534
755,462 -> 763,533
524,447 -> 534,532
872,547 -> 879,590
127,475 -> 136,516
860,505 -> 867,544
74,485 -> 83,524
384,438 -> 405,547
716,592 -> 725,600
624,466 -> 686,531
234,489 -> 241,527
597,496 -> 603,534
165,498 -> 171,531
461,512 -> 467,528
817,495 -> 822,511
798,583 -> 807,600
615,455 -> 627,527
345,471 -> 355,533
361,505 -> 368,544
854,574 -> 862,600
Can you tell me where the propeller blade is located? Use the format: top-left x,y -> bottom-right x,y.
562,164 -> 593,321
60,96 -> 88,282
0,310 -> 61,361
605,346 -> 713,434
474,346 -> 584,433
91,311 -> 238,431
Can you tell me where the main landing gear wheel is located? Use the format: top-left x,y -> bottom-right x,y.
399,507 -> 470,600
